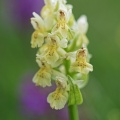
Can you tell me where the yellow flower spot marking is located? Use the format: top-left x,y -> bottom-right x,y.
52,88 -> 63,100
33,31 -> 38,39
57,11 -> 66,29
32,30 -> 42,41
37,66 -> 46,78
77,61 -> 87,68
47,39 -> 58,56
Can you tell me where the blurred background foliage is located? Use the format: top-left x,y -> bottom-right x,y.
0,0 -> 120,120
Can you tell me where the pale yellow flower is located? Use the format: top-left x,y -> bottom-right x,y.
70,48 -> 93,74
31,12 -> 54,48
41,0 -> 57,31
31,30 -> 46,48
33,62 -> 52,87
52,4 -> 72,38
47,77 -> 69,110
31,12 -> 47,48
39,34 -> 67,65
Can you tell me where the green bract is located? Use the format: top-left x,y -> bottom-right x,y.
68,76 -> 83,106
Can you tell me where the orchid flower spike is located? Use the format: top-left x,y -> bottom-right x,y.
30,0 -> 93,110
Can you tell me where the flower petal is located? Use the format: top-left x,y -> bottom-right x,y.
45,51 -> 59,64
31,31 -> 44,48
47,89 -> 68,110
33,66 -> 52,87
77,15 -> 88,34
59,38 -> 68,48
31,12 -> 44,30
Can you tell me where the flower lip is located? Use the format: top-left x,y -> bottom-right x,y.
47,76 -> 69,110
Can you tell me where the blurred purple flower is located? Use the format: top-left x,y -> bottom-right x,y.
20,75 -> 48,116
7,0 -> 44,29
18,73 -> 69,120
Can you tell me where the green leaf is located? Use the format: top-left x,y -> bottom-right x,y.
68,76 -> 83,106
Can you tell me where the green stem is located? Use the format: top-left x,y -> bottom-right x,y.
68,105 -> 79,120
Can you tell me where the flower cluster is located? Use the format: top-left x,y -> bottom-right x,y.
31,0 -> 93,110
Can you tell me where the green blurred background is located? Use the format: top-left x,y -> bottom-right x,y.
0,0 -> 120,120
